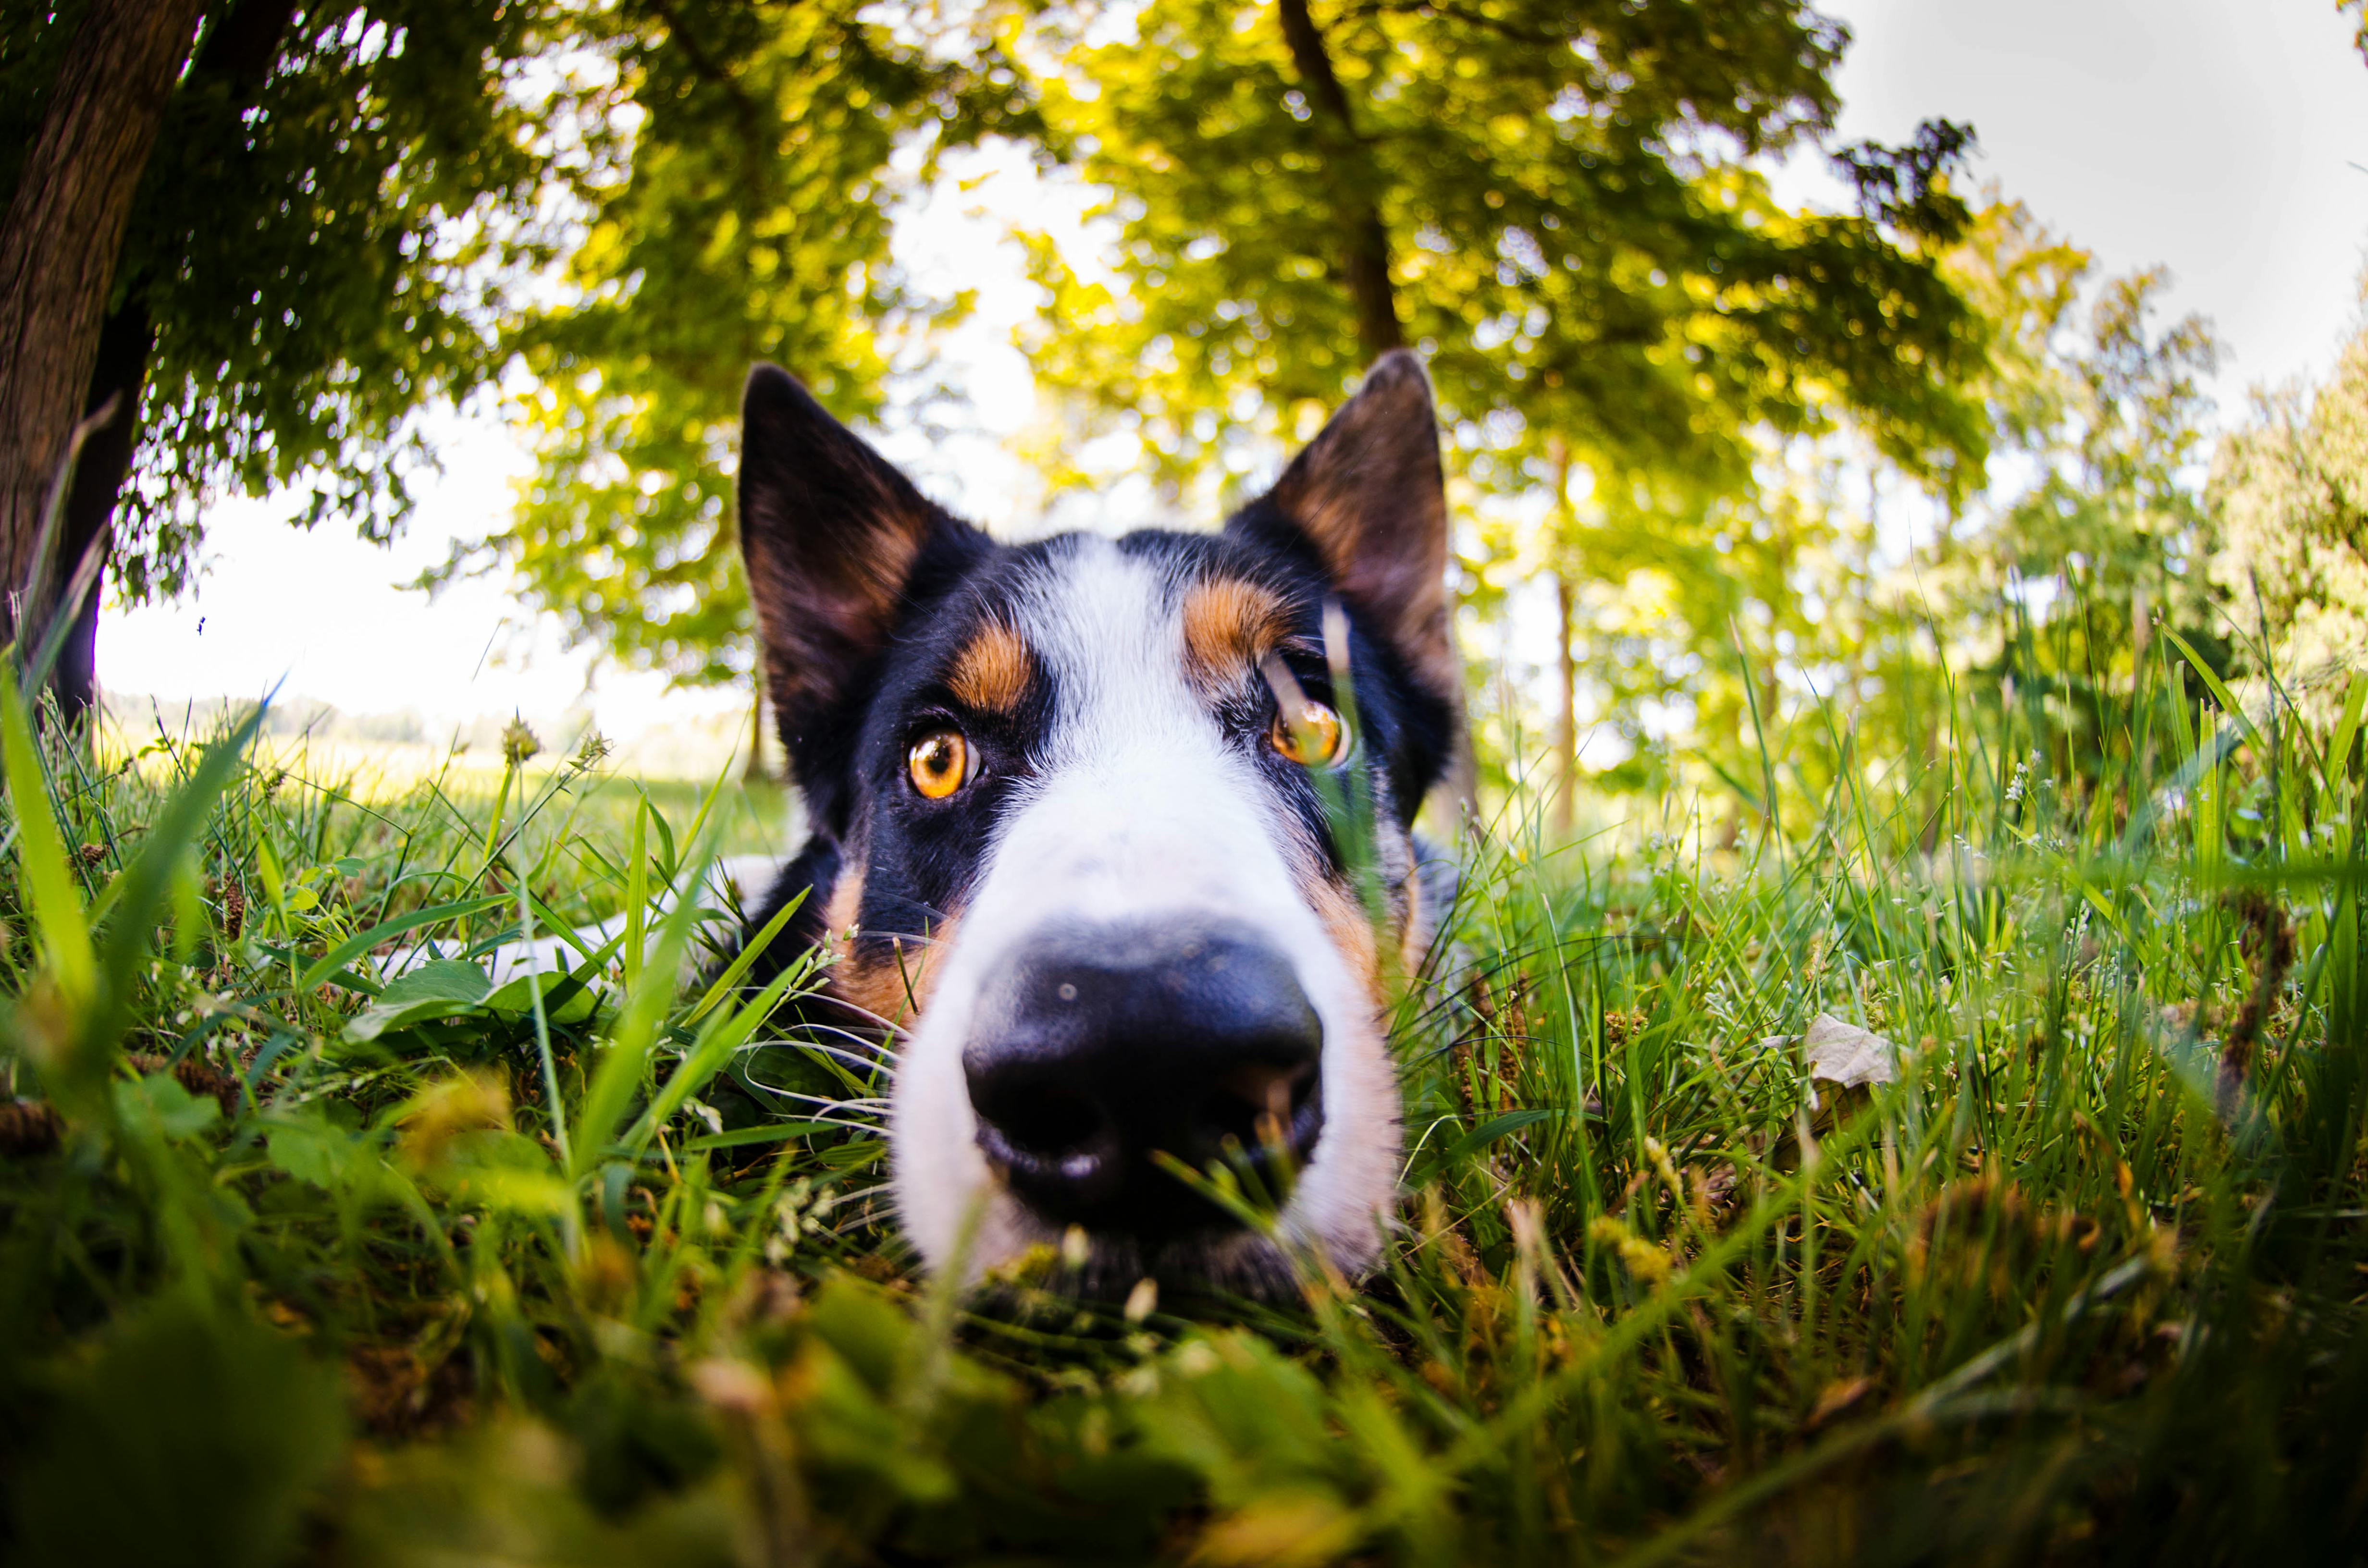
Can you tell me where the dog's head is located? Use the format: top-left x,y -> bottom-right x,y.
737,353 -> 1461,1292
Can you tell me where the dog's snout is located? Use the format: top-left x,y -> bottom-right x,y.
962,921 -> 1325,1237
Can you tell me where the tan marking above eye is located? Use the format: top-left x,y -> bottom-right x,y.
946,621 -> 1032,714
1181,576 -> 1289,696
1271,699 -> 1345,767
908,728 -> 972,799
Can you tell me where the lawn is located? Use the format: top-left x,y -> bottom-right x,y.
0,646 -> 2362,1566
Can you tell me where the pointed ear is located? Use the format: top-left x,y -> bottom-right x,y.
1233,350 -> 1458,704
739,364 -> 983,754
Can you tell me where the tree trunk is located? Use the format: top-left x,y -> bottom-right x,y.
1275,0 -> 1403,359
1553,570 -> 1578,836
37,0 -> 297,723
1547,442 -> 1580,836
745,666 -> 773,784
51,300 -> 154,723
0,0 -> 202,625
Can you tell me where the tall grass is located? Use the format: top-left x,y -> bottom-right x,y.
0,622 -> 2361,1565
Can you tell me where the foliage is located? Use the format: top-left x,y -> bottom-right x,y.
1026,0 -> 1985,500
1521,199 -> 2236,831
0,0 -> 558,602
433,0 -> 1033,687
1001,0 -> 2000,837
2,620 -> 2366,1561
2208,297 -> 2368,710
1986,270 -> 2223,665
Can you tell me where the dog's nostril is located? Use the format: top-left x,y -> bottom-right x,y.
1202,1059 -> 1320,1152
965,920 -> 1327,1236
992,1087 -> 1102,1159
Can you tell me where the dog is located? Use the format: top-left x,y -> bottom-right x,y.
732,351 -> 1463,1294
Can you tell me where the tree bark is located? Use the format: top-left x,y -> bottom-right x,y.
52,300 -> 154,722
37,0 -> 297,723
0,0 -> 203,625
1275,0 -> 1403,359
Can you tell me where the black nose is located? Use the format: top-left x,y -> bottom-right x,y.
963,920 -> 1326,1237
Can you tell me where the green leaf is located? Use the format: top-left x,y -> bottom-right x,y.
0,678 -> 93,1004
682,885 -> 808,1027
294,893 -> 509,994
1443,1108 -> 1563,1166
113,1072 -> 221,1142
74,703 -> 269,1101
628,946 -> 821,1154
345,958 -> 493,1042
265,1115 -> 372,1193
573,843 -> 720,1181
2329,671 -> 2368,792
487,968 -> 603,1025
2163,628 -> 2259,746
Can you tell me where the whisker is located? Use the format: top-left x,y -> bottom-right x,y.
816,998 -> 917,1038
737,1079 -> 891,1113
740,1038 -> 898,1077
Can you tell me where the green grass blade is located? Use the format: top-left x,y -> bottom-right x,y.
0,677 -> 94,1003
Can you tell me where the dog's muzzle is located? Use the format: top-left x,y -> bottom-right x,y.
961,919 -> 1326,1239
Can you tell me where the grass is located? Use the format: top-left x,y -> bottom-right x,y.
0,629 -> 2363,1567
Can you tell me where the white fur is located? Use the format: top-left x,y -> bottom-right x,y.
889,538 -> 1402,1280
389,854 -> 785,985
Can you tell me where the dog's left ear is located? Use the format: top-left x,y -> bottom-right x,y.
1232,350 -> 1457,704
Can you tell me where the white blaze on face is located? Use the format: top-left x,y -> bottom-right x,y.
889,536 -> 1402,1277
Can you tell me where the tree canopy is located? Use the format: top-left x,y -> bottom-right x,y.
433,0 -> 1030,689
0,0 -> 2352,808
1027,0 -> 1985,501
2210,297 -> 2368,708
0,0 -> 554,713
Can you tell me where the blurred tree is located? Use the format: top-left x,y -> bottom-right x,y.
0,0 -> 554,719
1993,269 -> 2220,663
430,0 -> 1030,772
1932,201 -> 2224,715
1021,0 -> 1987,824
2209,300 -> 2368,709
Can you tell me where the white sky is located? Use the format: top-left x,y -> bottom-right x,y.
99,0 -> 2368,745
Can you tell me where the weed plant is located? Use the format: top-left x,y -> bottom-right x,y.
0,623 -> 2362,1566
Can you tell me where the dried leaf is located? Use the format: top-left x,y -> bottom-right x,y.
1801,1013 -> 1900,1088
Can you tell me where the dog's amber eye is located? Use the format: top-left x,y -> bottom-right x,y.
1270,700 -> 1345,768
908,729 -> 971,799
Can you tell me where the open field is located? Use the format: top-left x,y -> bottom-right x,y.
1,642 -> 2363,1567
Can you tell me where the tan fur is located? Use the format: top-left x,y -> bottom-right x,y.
1180,576 -> 1288,697
946,621 -> 1032,714
1398,857 -> 1429,975
1308,877 -> 1383,1002
822,870 -> 864,937
817,866 -> 943,1029
835,915 -> 957,1028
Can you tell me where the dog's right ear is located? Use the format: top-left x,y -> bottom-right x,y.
739,365 -> 982,758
